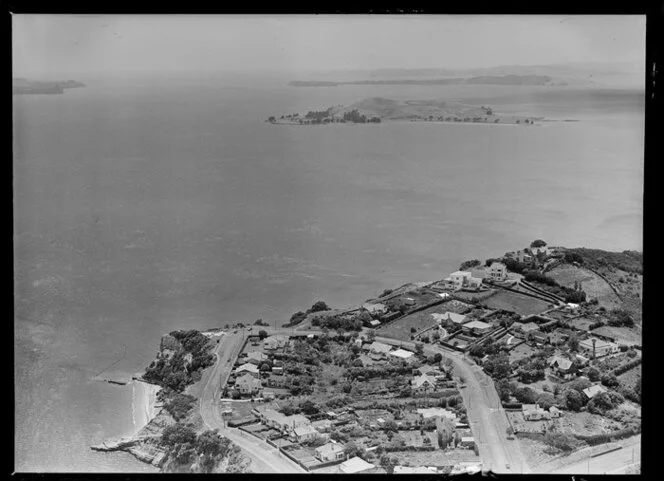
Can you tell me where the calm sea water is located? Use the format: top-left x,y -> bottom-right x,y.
14,75 -> 643,472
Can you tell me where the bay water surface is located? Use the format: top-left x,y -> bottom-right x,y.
14,75 -> 643,471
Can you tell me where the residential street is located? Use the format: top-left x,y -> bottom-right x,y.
198,330 -> 306,473
376,336 -> 531,474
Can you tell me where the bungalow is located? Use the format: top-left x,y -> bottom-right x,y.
272,366 -> 283,375
403,297 -> 417,307
583,384 -> 607,399
411,374 -> 437,393
236,363 -> 260,377
523,405 -> 551,421
489,262 -> 508,281
292,424 -> 319,443
234,373 -> 263,396
368,341 -> 392,360
388,348 -> 415,365
548,356 -> 575,379
369,319 -> 381,328
549,406 -> 562,418
531,245 -> 549,256
462,320 -> 492,336
264,335 -> 289,351
579,338 -> 620,358
315,442 -> 345,462
340,456 -> 376,474
446,271 -> 472,289
246,351 -> 268,365
311,419 -> 333,433
362,302 -> 388,316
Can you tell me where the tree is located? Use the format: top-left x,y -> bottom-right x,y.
568,333 -> 580,352
459,259 -> 481,271
301,399 -> 319,415
433,353 -> 443,363
587,367 -> 601,382
161,423 -> 197,447
531,240 -> 547,248
343,442 -> 362,458
563,389 -> 585,411
258,330 -> 268,340
366,329 -> 376,343
310,301 -> 330,312
601,373 -> 620,388
536,393 -> 556,410
496,379 -> 513,403
514,386 -> 538,404
483,354 -> 511,380
415,342 -> 424,356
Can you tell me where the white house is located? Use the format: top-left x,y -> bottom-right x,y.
368,341 -> 392,360
315,442 -> 345,462
369,319 -> 381,327
236,363 -> 260,376
579,338 -> 620,358
446,271 -> 472,289
388,348 -> 415,365
462,320 -> 493,336
234,373 -> 262,396
432,311 -> 467,325
264,335 -> 289,351
412,374 -> 437,393
583,384 -> 607,399
489,262 -> 508,281
362,302 -> 388,316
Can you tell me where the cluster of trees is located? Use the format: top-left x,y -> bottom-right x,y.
459,259 -> 481,271
607,308 -> 634,327
285,300 -> 330,326
164,392 -> 197,421
587,391 -> 625,414
144,330 -> 215,392
311,313 -> 364,331
160,425 -> 244,473
563,248 -> 642,274
305,108 -> 333,121
482,353 -> 512,380
341,109 -> 380,123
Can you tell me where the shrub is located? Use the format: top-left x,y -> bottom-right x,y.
164,393 -> 197,421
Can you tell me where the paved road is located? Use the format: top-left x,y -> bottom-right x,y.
376,336 -> 531,474
540,435 -> 641,474
198,330 -> 305,473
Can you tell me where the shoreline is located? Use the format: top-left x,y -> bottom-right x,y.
131,379 -> 162,437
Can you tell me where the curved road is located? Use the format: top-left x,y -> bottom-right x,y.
376,335 -> 531,474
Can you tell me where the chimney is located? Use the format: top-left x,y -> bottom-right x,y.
591,339 -> 597,359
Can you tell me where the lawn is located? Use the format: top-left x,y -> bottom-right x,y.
484,290 -> 552,316
617,364 -> 641,388
507,411 -> 551,434
568,317 -> 597,332
547,265 -> 621,309
550,411 -> 625,436
378,304 -> 450,340
592,326 -> 642,346
508,342 -> 537,363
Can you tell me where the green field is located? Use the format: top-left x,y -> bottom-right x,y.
484,290 -> 552,316
378,304 -> 454,340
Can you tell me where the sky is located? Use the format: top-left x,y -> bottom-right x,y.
12,15 -> 646,78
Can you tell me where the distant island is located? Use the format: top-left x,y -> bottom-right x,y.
13,78 -> 86,95
289,75 -> 572,88
267,97 -> 544,126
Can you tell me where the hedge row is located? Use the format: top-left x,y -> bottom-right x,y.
384,445 -> 437,453
502,402 -> 523,410
575,426 -> 638,446
612,358 -> 642,376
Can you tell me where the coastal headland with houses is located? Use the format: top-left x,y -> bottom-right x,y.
92,241 -> 642,474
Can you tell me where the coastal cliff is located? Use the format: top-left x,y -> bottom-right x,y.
92,331 -> 250,473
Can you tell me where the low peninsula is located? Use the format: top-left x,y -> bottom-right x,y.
267,97 -> 543,126
92,242 -> 641,474
13,78 -> 86,95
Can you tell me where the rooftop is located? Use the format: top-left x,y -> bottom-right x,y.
340,456 -> 375,474
464,320 -> 492,329
369,341 -> 392,354
417,407 -> 456,419
389,348 -> 414,359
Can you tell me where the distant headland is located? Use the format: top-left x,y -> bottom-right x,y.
289,75 -> 573,88
13,78 -> 86,95
267,97 -> 544,126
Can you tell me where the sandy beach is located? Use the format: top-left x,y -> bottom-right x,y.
131,380 -> 161,435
